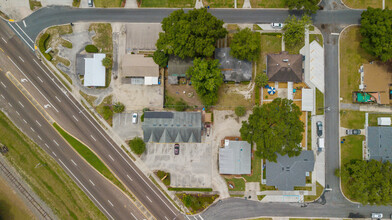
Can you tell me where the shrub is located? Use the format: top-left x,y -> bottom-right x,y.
153,50 -> 169,67
129,137 -> 146,155
101,106 -> 113,120
38,33 -> 52,61
235,106 -> 246,117
85,44 -> 98,53
102,57 -> 112,69
255,73 -> 269,88
113,102 -> 125,113
174,99 -> 188,112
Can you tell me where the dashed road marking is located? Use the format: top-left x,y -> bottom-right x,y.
30,127 -> 35,132
90,135 -> 96,141
108,154 -> 114,161
71,159 -> 77,166
15,111 -> 20,116
73,115 -> 78,121
165,216 -> 169,220
146,196 -> 152,203
55,96 -> 61,102
52,152 -> 57,157
8,102 -> 12,107
1,82 -> 6,88
36,120 -> 41,126
22,20 -> 26,27
23,119 -> 27,123
108,200 -> 114,207
19,56 -> 24,62
53,140 -> 59,146
18,101 -> 24,107
199,215 -> 204,220
1,94 -> 4,99
45,143 -> 49,149
130,212 -> 137,220
1,37 -> 7,43
89,179 -> 95,186
38,135 -> 42,140
127,174 -> 133,181
37,76 -> 43,83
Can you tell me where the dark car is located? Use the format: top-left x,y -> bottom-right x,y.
174,144 -> 180,155
316,121 -> 323,137
346,129 -> 361,135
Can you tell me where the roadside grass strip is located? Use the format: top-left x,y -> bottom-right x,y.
168,187 -> 213,192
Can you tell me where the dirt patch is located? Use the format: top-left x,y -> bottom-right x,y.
216,83 -> 254,110
165,79 -> 202,108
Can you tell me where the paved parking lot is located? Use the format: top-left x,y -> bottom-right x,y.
112,113 -> 142,140
141,143 -> 212,188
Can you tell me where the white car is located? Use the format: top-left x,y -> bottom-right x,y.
271,23 -> 283,28
132,113 -> 138,124
372,213 -> 383,219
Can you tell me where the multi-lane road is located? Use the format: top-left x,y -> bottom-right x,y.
1,3 -> 391,220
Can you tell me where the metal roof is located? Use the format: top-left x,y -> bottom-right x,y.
122,54 -> 159,77
367,126 -> 392,163
84,53 -> 106,87
266,151 -> 315,191
142,111 -> 202,143
219,141 -> 251,175
302,88 -> 314,112
215,48 -> 252,82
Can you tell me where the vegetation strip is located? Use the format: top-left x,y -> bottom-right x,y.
168,187 -> 213,192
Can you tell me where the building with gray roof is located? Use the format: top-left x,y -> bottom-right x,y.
219,141 -> 251,175
142,111 -> 202,143
266,151 -> 315,191
168,56 -> 193,84
215,48 -> 252,82
367,126 -> 392,163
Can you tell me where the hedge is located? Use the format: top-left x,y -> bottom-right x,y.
38,33 -> 52,61
85,44 -> 98,53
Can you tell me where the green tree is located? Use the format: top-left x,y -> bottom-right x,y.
240,98 -> 304,162
156,8 -> 227,59
255,73 -> 269,88
174,99 -> 188,112
186,58 -> 223,106
360,8 -> 392,62
283,15 -> 312,48
129,137 -> 146,155
113,102 -> 125,113
230,28 -> 261,61
153,50 -> 169,67
85,44 -> 98,53
235,106 -> 246,117
285,0 -> 319,14
102,57 -> 112,69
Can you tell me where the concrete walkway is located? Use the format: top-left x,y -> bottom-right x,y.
242,0 -> 251,8
341,103 -> 392,113
195,0 -> 203,9
124,0 -> 138,8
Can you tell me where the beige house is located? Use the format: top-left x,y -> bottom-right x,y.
122,54 -> 159,85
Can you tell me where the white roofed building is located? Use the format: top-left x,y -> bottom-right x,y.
84,53 -> 106,87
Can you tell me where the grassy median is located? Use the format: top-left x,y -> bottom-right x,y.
0,111 -> 105,219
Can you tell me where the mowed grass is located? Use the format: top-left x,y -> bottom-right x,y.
368,113 -> 392,126
225,177 -> 245,191
304,182 -> 324,201
258,34 -> 282,74
341,135 -> 364,166
0,177 -> 36,220
310,34 -> 323,47
242,152 -> 261,182
340,110 -> 365,129
142,0 -> 195,7
0,111 -> 105,219
96,95 -> 113,126
203,0 -> 234,7
342,0 -> 382,8
94,0 -> 123,7
339,27 -> 375,103
53,123 -> 126,193
316,88 -> 324,115
387,0 -> 392,7
237,0 -> 286,7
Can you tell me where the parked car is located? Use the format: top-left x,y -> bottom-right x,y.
88,0 -> 93,7
346,129 -> 361,135
132,113 -> 138,124
174,144 -> 180,155
371,213 -> 383,219
316,121 -> 323,137
271,23 -> 283,28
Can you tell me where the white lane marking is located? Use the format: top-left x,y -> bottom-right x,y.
193,217 -> 197,220
165,216 -> 169,220
23,119 -> 27,123
8,58 -> 59,112
331,33 -> 340,36
71,159 -> 77,166
55,96 -> 61,102
59,159 -> 114,220
15,22 -> 34,43
53,140 -> 59,146
130,212 -> 137,220
52,152 -> 57,157
45,143 -> 49,149
30,127 -> 35,132
89,179 -> 95,186
15,111 -> 20,116
8,102 -> 12,107
90,135 -> 96,141
127,174 -> 133,181
1,94 -> 4,99
7,22 -> 34,51
1,81 -> 6,88
108,200 -> 114,207
36,120 -> 41,126
1,37 -> 6,43
199,215 -> 204,220
18,101 -> 24,107
108,154 -> 114,161
146,196 -> 152,203
38,135 -> 42,140
37,76 -> 43,83
73,115 -> 78,121
186,216 -> 191,220
22,20 -> 26,28
19,56 -> 24,62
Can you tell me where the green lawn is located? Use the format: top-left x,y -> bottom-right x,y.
242,153 -> 261,182
316,88 -> 324,115
342,0 -> 382,8
225,178 -> 245,191
340,110 -> 365,129
286,40 -> 304,55
94,0 -> 123,7
387,0 -> 392,7
341,135 -> 364,166
96,95 -> 113,126
141,0 -> 195,7
0,111 -> 105,219
304,182 -> 324,201
307,112 -> 312,150
368,113 -> 392,126
168,187 -> 213,192
238,0 -> 286,8
53,123 -> 127,193
177,193 -> 218,214
156,170 -> 170,186
340,27 -> 375,103
310,34 -> 323,47
203,0 -> 234,7
258,34 -> 282,74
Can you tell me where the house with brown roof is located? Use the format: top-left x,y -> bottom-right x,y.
122,54 -> 159,85
266,51 -> 303,83
360,63 -> 392,105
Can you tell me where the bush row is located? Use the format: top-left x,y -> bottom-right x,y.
38,33 -> 52,61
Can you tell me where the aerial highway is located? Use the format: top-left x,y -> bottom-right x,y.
1,2 -> 391,220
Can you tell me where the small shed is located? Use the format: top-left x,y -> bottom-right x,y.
378,117 -> 391,126
204,113 -> 212,123
302,88 -> 314,112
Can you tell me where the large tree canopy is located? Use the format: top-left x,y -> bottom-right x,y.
283,15 -> 312,48
230,28 -> 261,61
240,98 -> 304,162
341,160 -> 392,205
360,7 -> 392,62
156,9 -> 228,59
186,58 -> 223,106
284,0 -> 319,14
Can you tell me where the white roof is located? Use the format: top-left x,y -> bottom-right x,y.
378,117 -> 391,126
302,88 -> 314,111
144,77 -> 158,85
309,41 -> 324,93
84,53 -> 106,87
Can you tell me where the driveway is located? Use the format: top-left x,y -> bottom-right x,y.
141,143 -> 212,188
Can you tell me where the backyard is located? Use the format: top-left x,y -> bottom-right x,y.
257,33 -> 282,75
368,113 -> 392,126
339,27 -> 375,103
216,83 -> 254,110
